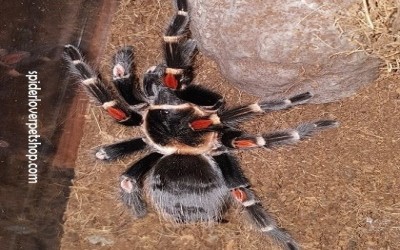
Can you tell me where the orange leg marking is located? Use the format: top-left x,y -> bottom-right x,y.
231,188 -> 247,203
190,119 -> 213,130
233,139 -> 257,148
164,73 -> 178,89
107,107 -> 128,121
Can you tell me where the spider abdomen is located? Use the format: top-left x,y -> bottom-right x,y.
147,154 -> 229,223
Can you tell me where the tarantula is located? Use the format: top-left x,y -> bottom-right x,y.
63,0 -> 338,249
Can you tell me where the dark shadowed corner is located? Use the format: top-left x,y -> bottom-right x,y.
0,0 -> 116,249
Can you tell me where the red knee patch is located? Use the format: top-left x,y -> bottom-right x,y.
233,139 -> 257,148
232,188 -> 247,203
190,119 -> 213,130
107,107 -> 128,121
164,73 -> 178,89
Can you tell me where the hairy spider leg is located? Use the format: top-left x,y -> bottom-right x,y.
220,92 -> 313,126
175,84 -> 225,110
142,65 -> 164,99
161,0 -> 224,110
213,153 -> 299,250
95,137 -> 148,160
111,46 -> 147,105
220,120 -> 339,150
121,152 -> 164,219
163,0 -> 192,90
63,44 -> 143,126
189,92 -> 314,131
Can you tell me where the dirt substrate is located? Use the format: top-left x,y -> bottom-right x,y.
61,1 -> 400,249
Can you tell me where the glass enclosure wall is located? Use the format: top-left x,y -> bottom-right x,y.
0,1 -> 116,249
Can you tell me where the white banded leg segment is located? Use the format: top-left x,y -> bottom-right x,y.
261,226 -> 275,232
162,0 -> 195,90
177,10 -> 188,16
221,129 -> 300,150
244,204 -> 299,250
223,120 -> 338,150
242,199 -> 257,207
219,92 -> 313,127
165,6 -> 189,38
163,40 -> 196,89
64,44 -> 142,125
249,103 -> 263,112
95,148 -> 109,160
263,120 -> 338,149
231,187 -> 298,249
64,44 -> 114,104
262,130 -> 301,148
259,92 -> 313,111
82,77 -> 97,85
214,153 -> 299,249
175,0 -> 189,12
165,67 -> 184,75
163,35 -> 185,43
219,103 -> 264,126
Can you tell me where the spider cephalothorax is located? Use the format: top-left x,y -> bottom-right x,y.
63,0 -> 338,249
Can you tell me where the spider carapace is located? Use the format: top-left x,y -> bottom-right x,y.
63,0 -> 338,249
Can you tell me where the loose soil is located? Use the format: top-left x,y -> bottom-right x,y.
61,1 -> 400,249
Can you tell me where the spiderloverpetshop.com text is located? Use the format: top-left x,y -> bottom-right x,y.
26,71 -> 41,184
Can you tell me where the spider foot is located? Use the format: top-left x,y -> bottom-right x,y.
95,138 -> 147,161
231,187 -> 299,250
112,46 -> 134,80
120,175 -> 147,219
